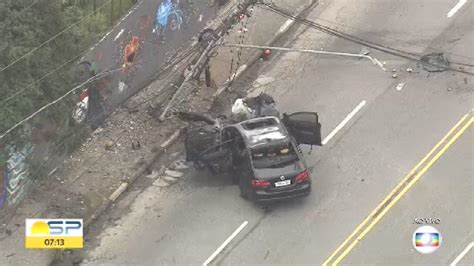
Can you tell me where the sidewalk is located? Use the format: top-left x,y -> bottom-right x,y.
0,1 -> 316,265
210,0 -> 315,94
0,73 -> 188,266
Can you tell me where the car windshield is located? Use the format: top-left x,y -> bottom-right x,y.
251,142 -> 298,169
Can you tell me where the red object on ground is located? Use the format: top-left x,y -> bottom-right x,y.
79,89 -> 89,102
262,49 -> 271,60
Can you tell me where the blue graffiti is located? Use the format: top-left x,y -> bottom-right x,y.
153,0 -> 184,41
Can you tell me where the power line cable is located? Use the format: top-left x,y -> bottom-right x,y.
0,0 -> 113,74
257,2 -> 474,75
0,47 -> 90,107
0,44 -> 200,140
229,10 -> 252,85
297,14 -> 474,63
1,30 -> 198,109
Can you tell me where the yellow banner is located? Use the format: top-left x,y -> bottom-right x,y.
25,236 -> 83,249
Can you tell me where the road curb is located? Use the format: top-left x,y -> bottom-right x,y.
51,127 -> 183,265
213,0 -> 319,98
84,127 -> 183,232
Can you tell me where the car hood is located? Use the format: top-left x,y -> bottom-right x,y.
253,160 -> 305,180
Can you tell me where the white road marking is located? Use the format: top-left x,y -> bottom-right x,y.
447,0 -> 467,18
322,100 -> 366,145
450,242 -> 474,266
276,19 -> 294,35
199,14 -> 203,22
114,29 -> 125,41
202,221 -> 249,266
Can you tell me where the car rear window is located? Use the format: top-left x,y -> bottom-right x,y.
251,143 -> 298,169
242,118 -> 277,130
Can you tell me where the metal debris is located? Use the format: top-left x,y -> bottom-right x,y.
392,73 -> 398,78
360,47 -> 370,55
396,83 -> 405,91
420,53 -> 449,72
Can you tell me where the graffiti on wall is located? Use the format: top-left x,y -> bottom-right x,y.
2,145 -> 34,207
153,0 -> 185,42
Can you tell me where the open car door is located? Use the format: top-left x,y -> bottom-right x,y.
282,112 -> 322,146
183,125 -> 232,173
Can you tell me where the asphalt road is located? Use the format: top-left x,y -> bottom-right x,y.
83,0 -> 473,265
343,125 -> 473,265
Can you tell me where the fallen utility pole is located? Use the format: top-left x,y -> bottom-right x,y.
158,40 -> 217,121
158,0 -> 258,121
221,43 -> 388,71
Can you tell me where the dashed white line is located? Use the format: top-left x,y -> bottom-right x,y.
322,100 -> 366,145
447,0 -> 467,18
450,242 -> 474,266
276,19 -> 294,35
199,14 -> 203,22
114,29 -> 125,41
202,221 -> 248,266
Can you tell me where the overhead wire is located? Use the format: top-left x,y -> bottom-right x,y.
229,7 -> 253,85
0,43 -> 200,140
0,47 -> 91,107
257,2 -> 474,75
298,14 -> 474,63
1,29 -> 199,108
0,0 -> 113,74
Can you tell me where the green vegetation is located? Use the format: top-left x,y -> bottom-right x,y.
0,0 -> 133,166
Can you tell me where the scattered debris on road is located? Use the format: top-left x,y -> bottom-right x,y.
420,53 -> 450,72
396,83 -> 405,91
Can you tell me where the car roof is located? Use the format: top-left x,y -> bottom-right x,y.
228,116 -> 290,148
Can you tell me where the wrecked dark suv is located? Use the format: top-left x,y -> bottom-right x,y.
183,111 -> 322,203
222,114 -> 321,202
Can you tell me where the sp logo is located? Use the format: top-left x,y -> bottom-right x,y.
48,220 -> 82,235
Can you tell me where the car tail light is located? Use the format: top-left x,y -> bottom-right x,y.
251,179 -> 271,188
295,170 -> 310,183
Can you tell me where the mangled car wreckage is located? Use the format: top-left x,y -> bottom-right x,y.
180,93 -> 322,202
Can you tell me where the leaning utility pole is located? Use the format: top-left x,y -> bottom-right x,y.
158,0 -> 257,121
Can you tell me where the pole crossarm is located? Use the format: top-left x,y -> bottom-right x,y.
221,43 -> 387,71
